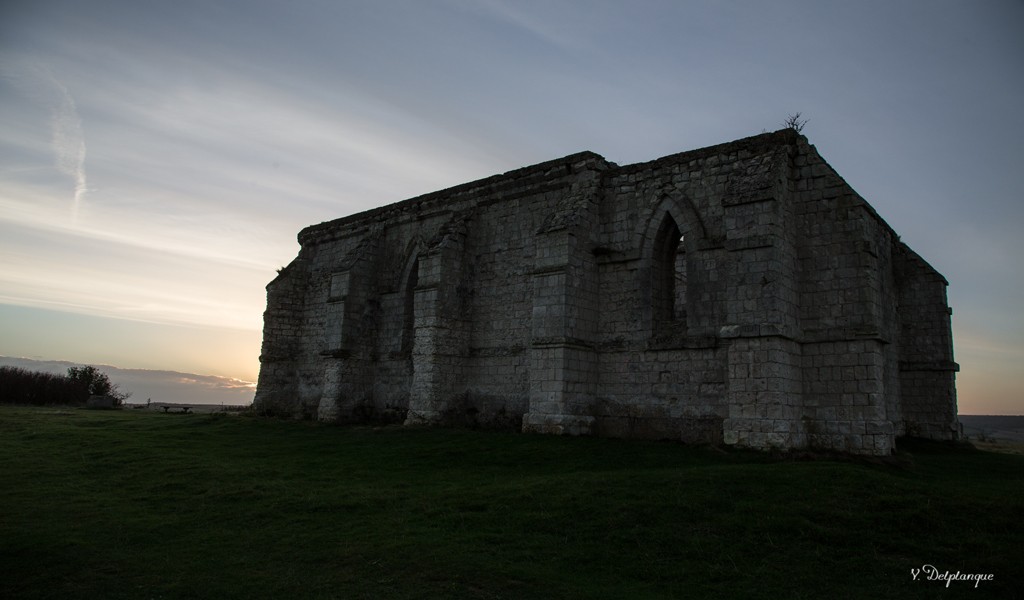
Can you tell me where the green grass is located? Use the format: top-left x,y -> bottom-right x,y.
1,406 -> 1021,599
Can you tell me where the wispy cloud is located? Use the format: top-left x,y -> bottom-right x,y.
47,70 -> 88,221
450,0 -> 607,53
0,59 -> 90,221
0,212 -> 269,331
0,62 -> 510,331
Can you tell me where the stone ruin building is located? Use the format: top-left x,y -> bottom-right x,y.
253,129 -> 960,455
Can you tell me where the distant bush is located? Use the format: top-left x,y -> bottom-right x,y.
0,366 -> 129,406
66,365 -> 130,405
0,367 -> 80,405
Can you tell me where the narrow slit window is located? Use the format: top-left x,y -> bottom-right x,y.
674,234 -> 687,322
652,214 -> 685,326
401,258 -> 419,354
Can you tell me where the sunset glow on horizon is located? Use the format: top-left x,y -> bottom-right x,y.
1,0 -> 1022,412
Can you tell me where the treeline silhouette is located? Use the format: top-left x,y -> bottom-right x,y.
0,366 -> 128,406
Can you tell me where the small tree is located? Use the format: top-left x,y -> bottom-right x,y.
67,366 -> 131,405
783,112 -> 808,134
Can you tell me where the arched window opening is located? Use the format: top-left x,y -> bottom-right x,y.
401,258 -> 419,355
674,234 -> 687,322
652,213 -> 687,327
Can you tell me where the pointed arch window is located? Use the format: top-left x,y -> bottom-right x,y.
401,258 -> 419,355
652,213 -> 687,327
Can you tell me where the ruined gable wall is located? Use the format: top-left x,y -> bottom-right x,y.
253,254 -> 310,416
789,138 -> 958,451
791,139 -> 906,453
790,139 -> 897,448
254,130 -> 958,455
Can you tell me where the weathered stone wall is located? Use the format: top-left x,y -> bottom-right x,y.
254,130 -> 959,455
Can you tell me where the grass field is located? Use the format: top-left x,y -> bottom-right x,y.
1,406 -> 1021,599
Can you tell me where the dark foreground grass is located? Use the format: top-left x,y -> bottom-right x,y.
1,407 -> 1021,599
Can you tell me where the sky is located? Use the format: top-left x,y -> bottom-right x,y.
1,0 -> 1022,413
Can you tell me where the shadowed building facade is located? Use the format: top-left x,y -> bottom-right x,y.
253,130 -> 959,455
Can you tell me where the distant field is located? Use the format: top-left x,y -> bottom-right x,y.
124,402 -> 250,414
1,406 -> 1021,599
959,415 -> 1024,456
960,415 -> 1024,442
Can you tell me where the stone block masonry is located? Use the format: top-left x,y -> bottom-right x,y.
253,129 -> 960,455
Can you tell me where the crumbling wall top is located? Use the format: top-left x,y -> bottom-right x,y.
298,151 -> 610,246
613,128 -> 801,175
